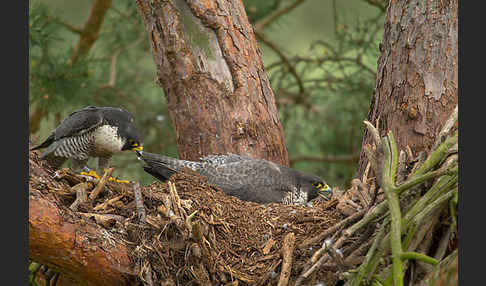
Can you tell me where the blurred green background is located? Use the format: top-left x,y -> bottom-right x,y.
29,0 -> 386,188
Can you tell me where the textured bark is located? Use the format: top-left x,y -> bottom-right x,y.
29,190 -> 136,286
357,0 -> 458,177
135,0 -> 289,165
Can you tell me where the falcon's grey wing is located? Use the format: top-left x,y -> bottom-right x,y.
200,154 -> 254,165
202,159 -> 291,204
30,106 -> 103,152
53,106 -> 104,139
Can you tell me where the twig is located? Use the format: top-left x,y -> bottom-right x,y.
277,232 -> 295,286
254,0 -> 307,31
433,223 -> 454,261
400,252 -> 438,265
417,249 -> 457,286
133,182 -> 146,222
69,0 -> 113,65
299,209 -> 365,249
327,245 -> 346,272
54,18 -> 83,34
380,132 -> 404,286
403,174 -> 458,225
168,181 -> 183,219
93,195 -> 124,211
395,166 -> 457,195
352,218 -> 388,285
345,129 -> 458,238
69,182 -> 92,211
295,239 -> 332,285
140,259 -> 155,286
77,213 -> 126,228
101,33 -> 145,88
412,131 -> 458,177
433,104 -> 458,150
255,31 -> 306,96
89,167 -> 114,201
363,0 -> 387,12
256,259 -> 282,285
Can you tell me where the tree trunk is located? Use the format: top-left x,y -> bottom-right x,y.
135,0 -> 289,166
357,0 -> 458,178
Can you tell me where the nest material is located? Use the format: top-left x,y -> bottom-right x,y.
29,149 -> 352,285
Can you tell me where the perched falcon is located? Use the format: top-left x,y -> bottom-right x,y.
31,106 -> 144,173
137,151 -> 332,205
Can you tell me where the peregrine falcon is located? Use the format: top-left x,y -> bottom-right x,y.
136,151 -> 332,205
30,106 -> 144,174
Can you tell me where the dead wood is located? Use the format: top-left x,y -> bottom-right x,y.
277,232 -> 295,286
29,147 -> 346,285
29,189 -> 137,285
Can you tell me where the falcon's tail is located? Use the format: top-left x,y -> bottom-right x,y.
136,151 -> 201,182
30,134 -> 55,151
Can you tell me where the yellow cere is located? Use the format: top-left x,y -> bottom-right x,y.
132,143 -> 143,151
133,146 -> 143,151
319,184 -> 330,192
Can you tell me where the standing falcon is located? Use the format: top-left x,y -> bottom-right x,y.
137,151 -> 332,205
31,106 -> 144,176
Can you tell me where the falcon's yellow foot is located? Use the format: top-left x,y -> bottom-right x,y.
108,177 -> 131,184
80,167 -> 130,183
80,169 -> 101,180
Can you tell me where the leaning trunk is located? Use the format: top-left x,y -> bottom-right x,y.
135,0 -> 289,165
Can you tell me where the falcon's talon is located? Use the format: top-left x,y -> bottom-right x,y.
80,169 -> 101,180
108,176 -> 130,184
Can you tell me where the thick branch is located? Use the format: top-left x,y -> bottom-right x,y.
29,190 -> 136,285
69,0 -> 113,64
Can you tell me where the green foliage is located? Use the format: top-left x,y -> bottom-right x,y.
266,12 -> 384,188
29,0 -> 176,185
29,1 -> 100,111
29,0 -> 384,189
243,0 -> 280,23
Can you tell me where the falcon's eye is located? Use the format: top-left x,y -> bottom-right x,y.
314,182 -> 323,188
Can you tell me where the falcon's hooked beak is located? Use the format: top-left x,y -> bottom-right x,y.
130,141 -> 144,151
315,182 -> 332,200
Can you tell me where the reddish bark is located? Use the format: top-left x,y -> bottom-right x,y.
29,190 -> 137,285
135,0 -> 289,165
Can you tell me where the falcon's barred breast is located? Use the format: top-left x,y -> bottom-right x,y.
137,151 -> 332,205
31,106 -> 144,172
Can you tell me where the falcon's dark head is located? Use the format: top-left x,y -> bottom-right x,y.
120,124 -> 144,151
297,172 -> 333,202
100,107 -> 144,152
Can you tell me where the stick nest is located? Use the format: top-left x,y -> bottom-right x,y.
29,148 -> 354,286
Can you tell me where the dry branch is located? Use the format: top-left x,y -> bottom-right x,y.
277,232 -> 295,286
89,167 -> 114,201
29,190 -> 136,285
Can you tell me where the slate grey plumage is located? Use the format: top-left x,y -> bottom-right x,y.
137,151 -> 332,205
31,106 -> 144,172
